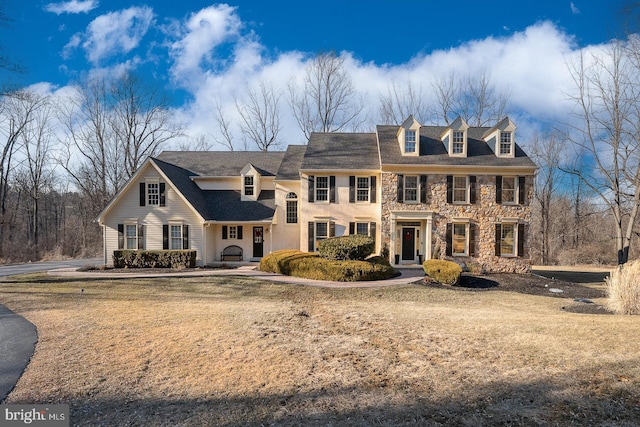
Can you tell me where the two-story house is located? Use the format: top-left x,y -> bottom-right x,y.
97,116 -> 536,273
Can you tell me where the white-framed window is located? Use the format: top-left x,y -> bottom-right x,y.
356,222 -> 369,235
452,131 -> 465,154
453,176 -> 469,203
500,131 -> 512,155
357,177 -> 370,202
502,176 -> 517,204
315,221 -> 329,249
126,224 -> 138,250
229,225 -> 238,240
315,176 -> 329,202
170,224 -> 183,250
404,175 -> 418,203
500,223 -> 516,256
244,176 -> 254,196
452,223 -> 468,256
405,130 -> 416,153
147,182 -> 159,205
286,192 -> 298,224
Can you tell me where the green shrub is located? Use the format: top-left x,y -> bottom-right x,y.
606,261 -> 640,315
113,250 -> 196,269
317,235 -> 375,261
260,250 -> 395,281
423,259 -> 462,286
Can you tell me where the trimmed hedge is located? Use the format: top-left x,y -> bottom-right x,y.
423,259 -> 462,286
113,250 -> 196,269
260,249 -> 396,282
318,234 -> 375,261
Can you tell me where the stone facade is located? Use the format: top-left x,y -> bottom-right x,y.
381,172 -> 532,273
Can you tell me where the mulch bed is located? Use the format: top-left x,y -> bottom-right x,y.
421,273 -> 613,315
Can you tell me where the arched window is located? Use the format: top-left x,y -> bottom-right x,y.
286,192 -> 298,224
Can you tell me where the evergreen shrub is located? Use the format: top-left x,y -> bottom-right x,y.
113,250 -> 196,269
423,259 -> 462,286
317,235 -> 375,261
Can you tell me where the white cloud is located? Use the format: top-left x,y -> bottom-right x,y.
44,0 -> 98,15
169,4 -> 242,86
570,2 -> 580,14
67,6 -> 155,65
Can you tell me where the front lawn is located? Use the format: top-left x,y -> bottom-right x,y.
0,273 -> 639,425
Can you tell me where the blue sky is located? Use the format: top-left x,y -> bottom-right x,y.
1,0 -> 631,148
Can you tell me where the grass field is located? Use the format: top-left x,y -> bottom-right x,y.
0,273 -> 639,426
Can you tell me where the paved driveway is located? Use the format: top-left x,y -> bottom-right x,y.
0,305 -> 37,403
532,266 -> 612,284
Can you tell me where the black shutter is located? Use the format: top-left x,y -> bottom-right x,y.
329,176 -> 336,203
370,176 -> 376,203
517,224 -> 525,257
139,183 -> 145,206
496,176 -> 502,204
308,176 -> 315,202
445,223 -> 452,256
469,223 -> 476,256
349,222 -> 355,234
329,221 -> 335,237
308,222 -> 315,251
420,175 -> 427,203
237,226 -> 243,240
446,176 -> 453,204
222,225 -> 228,240
159,183 -> 166,207
163,224 -> 169,250
138,224 -> 144,250
349,176 -> 355,203
370,222 -> 377,248
469,176 -> 477,204
495,224 -> 502,256
183,225 -> 189,249
118,224 -> 124,249
518,176 -> 526,205
397,174 -> 404,203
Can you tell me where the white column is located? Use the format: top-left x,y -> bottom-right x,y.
426,216 -> 433,260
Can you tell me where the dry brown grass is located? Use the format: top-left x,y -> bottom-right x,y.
1,273 -> 639,426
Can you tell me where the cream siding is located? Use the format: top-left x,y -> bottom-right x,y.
102,163 -> 205,267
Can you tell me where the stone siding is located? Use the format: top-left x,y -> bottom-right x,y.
381,172 -> 532,273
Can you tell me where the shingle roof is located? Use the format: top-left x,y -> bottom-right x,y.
276,145 -> 306,180
301,132 -> 380,170
377,125 -> 537,168
151,157 -> 275,222
156,151 -> 286,177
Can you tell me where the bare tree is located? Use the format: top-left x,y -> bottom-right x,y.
15,92 -> 55,258
562,41 -> 640,264
430,71 -> 509,126
110,72 -> 184,177
288,51 -> 366,140
211,100 -> 235,150
378,80 -> 428,125
176,134 -> 213,151
236,81 -> 282,151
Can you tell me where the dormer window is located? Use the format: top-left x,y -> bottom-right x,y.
500,131 -> 512,155
244,176 -> 254,196
452,131 -> 465,154
405,130 -> 416,153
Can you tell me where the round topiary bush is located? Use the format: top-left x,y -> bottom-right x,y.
606,261 -> 640,315
423,259 -> 462,286
317,234 -> 374,261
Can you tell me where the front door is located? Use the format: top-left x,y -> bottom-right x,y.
253,227 -> 264,258
401,227 -> 415,261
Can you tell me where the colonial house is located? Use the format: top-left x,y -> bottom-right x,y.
97,116 -> 537,273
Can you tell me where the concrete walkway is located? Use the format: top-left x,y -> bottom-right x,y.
0,304 -> 37,403
48,265 -> 427,288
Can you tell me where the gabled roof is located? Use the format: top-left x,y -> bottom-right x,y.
301,132 -> 380,170
377,125 -> 536,168
152,157 -> 275,222
276,145 -> 306,180
156,151 -> 286,177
